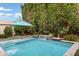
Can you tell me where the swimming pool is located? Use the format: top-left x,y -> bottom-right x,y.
1,38 -> 73,56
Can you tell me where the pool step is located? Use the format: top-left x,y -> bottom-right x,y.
0,42 -> 16,48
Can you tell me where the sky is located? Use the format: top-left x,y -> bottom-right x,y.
0,3 -> 22,21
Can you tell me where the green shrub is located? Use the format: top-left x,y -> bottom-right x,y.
0,34 -> 6,38
75,49 -> 79,56
4,27 -> 12,37
14,27 -> 22,35
49,33 -> 53,37
63,34 -> 79,41
14,30 -> 22,35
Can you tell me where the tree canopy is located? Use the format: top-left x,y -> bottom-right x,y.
21,3 -> 79,37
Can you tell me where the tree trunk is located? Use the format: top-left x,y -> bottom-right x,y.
21,30 -> 25,35
57,34 -> 60,38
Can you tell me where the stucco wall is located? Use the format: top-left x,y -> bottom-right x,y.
0,20 -> 13,34
0,26 -> 5,34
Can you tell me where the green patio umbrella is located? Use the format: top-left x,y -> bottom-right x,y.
11,20 -> 33,26
11,20 -> 33,36
0,20 -> 33,36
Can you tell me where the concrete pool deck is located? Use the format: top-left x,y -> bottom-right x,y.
0,47 -> 6,56
0,37 -> 79,56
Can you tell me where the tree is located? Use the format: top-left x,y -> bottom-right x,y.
21,3 -> 78,37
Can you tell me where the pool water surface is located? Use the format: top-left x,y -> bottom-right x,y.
2,38 -> 72,56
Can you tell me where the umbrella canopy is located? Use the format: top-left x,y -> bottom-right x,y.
0,21 -> 33,26
11,21 -> 33,26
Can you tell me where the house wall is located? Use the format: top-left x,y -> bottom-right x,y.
0,20 -> 13,35
0,26 -> 5,34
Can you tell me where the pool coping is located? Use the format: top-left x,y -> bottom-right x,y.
0,37 -> 79,56
64,42 -> 79,56
61,40 -> 79,56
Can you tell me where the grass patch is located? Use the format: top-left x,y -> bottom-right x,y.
75,49 -> 79,56
63,35 -> 79,42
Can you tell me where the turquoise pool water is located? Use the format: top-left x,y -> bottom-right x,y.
2,38 -> 72,56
